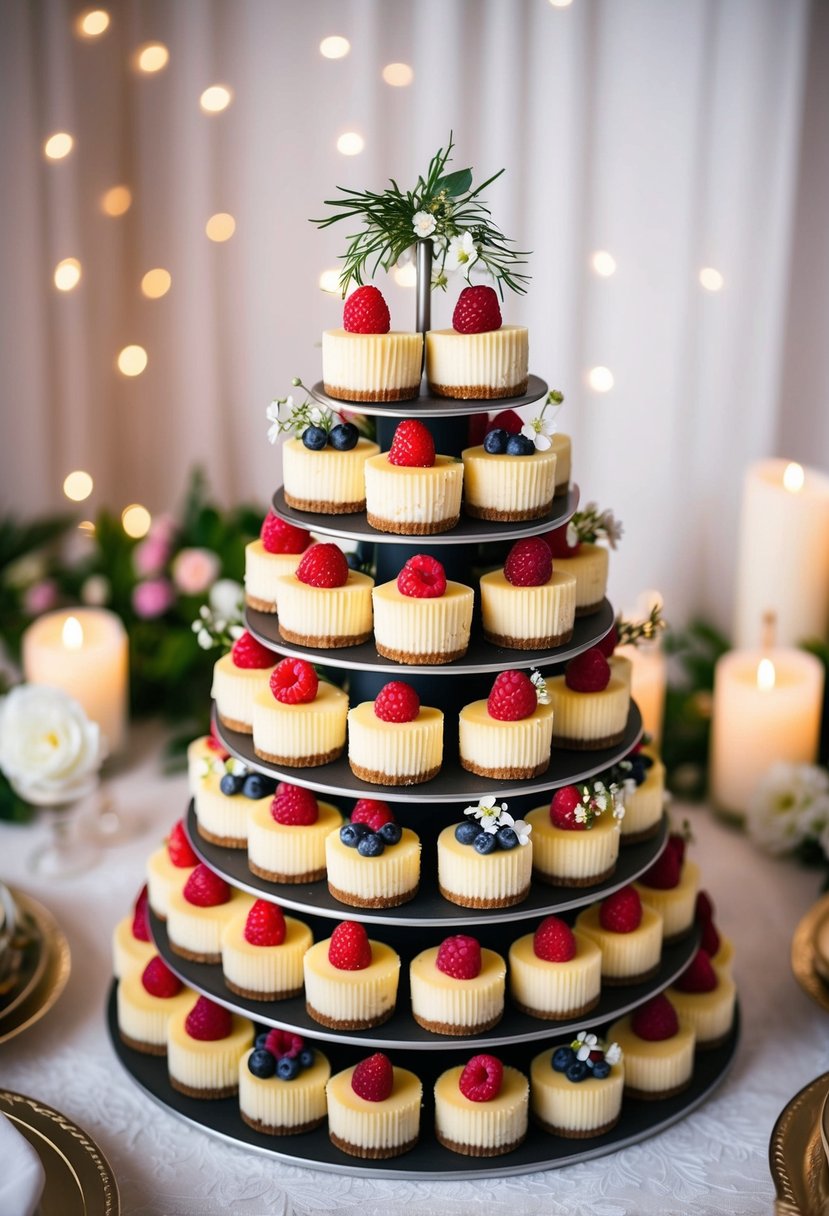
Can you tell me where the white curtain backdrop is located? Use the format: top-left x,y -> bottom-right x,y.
2,0 -> 824,634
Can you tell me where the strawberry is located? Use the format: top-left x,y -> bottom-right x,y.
296,543 -> 349,588
595,624 -> 619,658
549,786 -> 585,831
397,554 -> 447,599
436,935 -> 482,980
269,658 -> 318,704
487,670 -> 537,721
700,919 -> 721,957
695,890 -> 715,925
351,1052 -> 393,1101
667,833 -> 687,867
565,648 -> 611,693
271,783 -> 319,825
504,537 -> 552,587
265,1027 -> 304,1058
638,846 -> 681,891
243,899 -> 286,946
167,819 -> 198,868
388,419 -> 435,468
458,1053 -> 504,1102
533,916 -> 577,962
490,409 -> 523,434
543,524 -> 581,558
452,285 -> 502,334
351,799 -> 394,830
468,412 -> 490,446
599,885 -> 642,933
675,948 -> 718,993
374,681 -> 420,723
231,631 -> 275,670
260,512 -> 311,555
182,863 -> 231,907
141,956 -> 183,999
631,993 -> 679,1042
131,885 -> 151,942
343,285 -> 391,334
184,995 -> 232,1041
328,921 -> 372,970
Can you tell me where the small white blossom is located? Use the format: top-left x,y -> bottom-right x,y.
224,758 -> 247,777
530,670 -> 550,704
605,1042 -> 622,1066
196,628 -> 213,650
521,414 -> 556,452
574,1032 -> 598,1062
229,624 -> 245,641
464,795 -> 508,834
412,210 -> 436,238
512,818 -> 532,846
266,401 -> 282,445
566,522 -> 579,548
600,509 -> 624,549
747,762 -> 829,856
445,232 -> 479,275
574,805 -> 588,824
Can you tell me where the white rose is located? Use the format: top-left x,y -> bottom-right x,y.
209,578 -> 243,622
0,685 -> 105,806
412,211 -> 436,238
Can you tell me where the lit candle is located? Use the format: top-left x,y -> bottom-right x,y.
614,641 -> 667,745
734,459 -> 829,648
22,608 -> 129,754
709,645 -> 824,820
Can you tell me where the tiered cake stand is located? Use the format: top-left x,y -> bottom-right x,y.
109,373 -> 739,1177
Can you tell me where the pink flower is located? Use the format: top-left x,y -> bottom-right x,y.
132,578 -> 174,619
23,579 -> 59,616
133,533 -> 171,578
171,547 -> 221,596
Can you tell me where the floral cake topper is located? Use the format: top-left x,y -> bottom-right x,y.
463,796 -> 532,845
566,503 -> 624,550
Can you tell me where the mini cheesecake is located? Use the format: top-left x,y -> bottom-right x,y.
212,652 -> 276,735
325,825 -> 421,908
186,735 -> 228,796
304,937 -> 400,1029
240,1047 -> 331,1134
347,701 -> 443,786
551,543 -> 609,616
364,453 -> 464,536
636,860 -> 700,942
479,568 -> 576,649
545,673 -> 630,750
194,769 -> 271,849
461,445 -> 557,522
275,569 -> 374,649
409,945 -> 506,1035
112,912 -> 155,980
609,1008 -> 696,1099
247,797 -> 343,883
326,1063 -> 422,1158
322,330 -> 423,403
576,901 -> 663,986
372,578 -> 474,664
459,696 -> 555,779
282,437 -> 380,514
426,326 -> 528,400
710,935 -> 735,981
167,1001 -> 253,1099
508,930 -> 602,1020
146,827 -> 198,919
117,962 -> 193,1055
530,1047 -> 624,1138
525,805 -> 621,887
252,680 -> 349,767
667,975 -> 737,1048
220,906 -> 312,1000
437,825 -> 533,909
244,539 -> 306,613
550,433 -> 572,498
166,883 -> 252,965
620,746 -> 665,842
434,1064 -> 529,1157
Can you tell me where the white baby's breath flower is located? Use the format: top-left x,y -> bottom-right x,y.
601,509 -> 624,549
574,805 -> 587,824
0,685 -> 105,806
224,758 -> 247,777
229,624 -> 245,641
445,232 -> 479,274
566,522 -> 579,548
412,210 -> 436,238
530,670 -> 550,704
512,818 -> 532,845
605,1042 -> 622,1066
196,628 -> 213,650
521,414 -> 556,452
747,762 -> 829,856
209,579 -> 244,622
266,401 -> 282,445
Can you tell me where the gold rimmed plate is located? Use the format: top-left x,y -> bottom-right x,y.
0,902 -> 47,1023
791,893 -> 829,1014
0,1090 -> 119,1215
0,891 -> 71,1046
769,1072 -> 829,1215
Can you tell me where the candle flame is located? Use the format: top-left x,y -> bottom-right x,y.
757,657 -> 776,691
783,462 -> 805,493
62,616 -> 84,650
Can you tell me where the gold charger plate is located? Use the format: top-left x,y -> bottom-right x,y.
769,1072 -> 829,1215
0,890 -> 71,1045
0,1090 -> 119,1215
0,899 -> 48,1023
792,893 -> 829,1013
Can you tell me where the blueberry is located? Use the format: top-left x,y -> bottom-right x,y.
248,1048 -> 276,1079
254,1032 -> 270,1051
298,1048 -> 314,1069
640,754 -> 654,770
473,831 -> 497,855
566,1060 -> 589,1083
277,1055 -> 300,1080
357,832 -> 385,857
302,425 -> 328,450
242,773 -> 274,800
506,433 -> 534,456
483,428 -> 508,454
628,759 -> 646,786
552,1047 -> 575,1072
346,553 -> 363,571
220,773 -> 244,796
591,1060 -> 610,1079
454,821 -> 479,846
329,422 -> 359,451
496,825 -> 518,850
378,822 -> 402,845
339,824 -> 362,848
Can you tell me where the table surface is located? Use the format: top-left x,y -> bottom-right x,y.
1,722 -> 826,1216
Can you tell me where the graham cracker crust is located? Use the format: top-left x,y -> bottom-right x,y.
170,1076 -> 238,1100
534,1112 -> 620,1139
694,1026 -> 734,1050
464,500 -> 553,522
412,1010 -> 503,1035
624,1077 -> 692,1101
278,624 -> 372,649
511,993 -> 600,1021
306,1002 -> 394,1030
374,641 -> 468,665
284,491 -> 366,515
329,1130 -> 419,1159
574,600 -> 605,618
553,728 -> 626,751
119,1030 -> 166,1056
533,861 -> 617,888
217,711 -> 252,735
253,743 -> 344,767
225,978 -> 303,1001
348,760 -> 442,786
366,511 -> 459,536
483,627 -> 573,650
323,383 -> 420,404
196,823 -> 247,849
245,593 -> 277,613
460,756 -> 550,779
168,941 -> 222,965
248,859 -> 326,884
327,881 -> 420,909
435,1129 -> 527,1157
429,380 -> 529,401
438,881 -> 530,909
663,924 -> 695,946
554,483 -> 571,500
241,1111 -> 325,1136
601,961 -> 661,987
620,820 -> 662,846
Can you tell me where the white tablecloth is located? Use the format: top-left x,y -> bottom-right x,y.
0,722 -> 826,1216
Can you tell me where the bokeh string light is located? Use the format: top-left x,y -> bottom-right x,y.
336,131 -> 364,156
318,269 -> 341,293
135,42 -> 169,73
63,470 -> 94,501
382,63 -> 414,87
101,185 -> 132,216
320,36 -> 350,59
200,85 -> 233,113
54,258 -> 82,291
121,504 -> 151,538
75,9 -> 110,38
699,267 -> 724,292
44,132 -> 73,160
591,251 -> 617,277
205,213 -> 236,242
117,345 -> 148,377
141,268 -> 172,299
588,366 -> 615,392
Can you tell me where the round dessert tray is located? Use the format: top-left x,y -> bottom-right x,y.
185,802 -> 668,928
309,374 -> 549,420
270,485 -> 578,547
245,598 -> 614,677
107,986 -> 739,1180
148,906 -> 699,1051
214,703 -> 643,804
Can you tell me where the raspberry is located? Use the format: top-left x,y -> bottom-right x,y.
207,720 -> 229,756
549,786 -> 585,832
436,935 -> 482,979
270,658 -> 319,704
387,419 -> 435,468
343,285 -> 391,334
458,1054 -> 504,1102
271,783 -> 319,825
183,863 -> 231,907
351,1052 -> 394,1102
490,409 -> 524,434
374,681 -> 420,723
328,921 -> 372,971
131,885 -> 151,942
533,916 -> 577,962
231,631 -> 275,670
141,956 -> 183,998
167,819 -> 198,868
397,554 -> 447,599
452,285 -> 502,334
675,947 -> 718,993
486,670 -> 537,721
264,1027 -> 304,1058
667,833 -> 687,867
184,995 -> 233,1041
468,412 -> 490,446
631,994 -> 679,1042
599,885 -> 642,933
700,919 -> 721,956
565,649 -> 611,693
543,524 -> 581,558
504,537 -> 552,587
638,846 -> 681,891
260,512 -> 311,555
296,543 -> 349,588
695,890 -> 715,925
243,898 -> 286,946
351,799 -> 394,830
595,624 -> 619,658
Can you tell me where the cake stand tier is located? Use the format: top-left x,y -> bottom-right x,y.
107,985 -> 739,1180
309,375 -> 549,419
185,802 -> 667,928
148,908 -> 699,1051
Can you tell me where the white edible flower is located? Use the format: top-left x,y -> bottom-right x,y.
605,1042 -> 622,1066
266,401 -> 282,445
565,522 -> 580,548
209,579 -> 244,622
224,758 -> 247,777
600,509 -> 624,549
229,624 -> 245,641
530,670 -> 550,704
574,1032 -> 598,1062
0,684 -> 105,806
195,758 -> 212,780
748,762 -> 829,856
80,574 -> 110,607
521,414 -> 556,452
445,232 -> 479,274
464,795 -> 508,833
574,804 -> 588,824
412,210 -> 436,238
196,627 -> 213,650
512,818 -> 532,846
